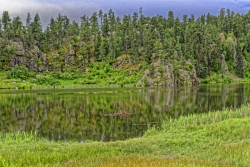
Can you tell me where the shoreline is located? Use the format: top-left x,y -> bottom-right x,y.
0,78 -> 247,90
1,104 -> 250,166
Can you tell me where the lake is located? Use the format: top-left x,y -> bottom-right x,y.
0,83 -> 249,142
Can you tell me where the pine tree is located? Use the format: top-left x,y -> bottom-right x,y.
98,10 -> 103,25
25,12 -> 32,46
101,14 -> 109,38
31,13 -> 42,41
2,11 -> 11,30
218,8 -> 226,32
2,11 -> 12,39
167,11 -> 174,28
90,12 -> 99,43
12,16 -> 24,38
203,25 -> 220,76
235,43 -> 244,78
26,12 -> 32,27
152,40 -> 164,60
99,36 -> 109,61
55,14 -> 64,46
233,13 -> 243,38
67,20 -> 79,37
80,15 -> 91,43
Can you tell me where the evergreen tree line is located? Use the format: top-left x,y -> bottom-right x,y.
0,8 -> 250,78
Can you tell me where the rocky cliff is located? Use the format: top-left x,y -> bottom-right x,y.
8,39 -> 81,73
10,39 -> 47,72
137,60 -> 200,87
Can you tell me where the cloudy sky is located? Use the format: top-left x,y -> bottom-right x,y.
1,0 -> 250,27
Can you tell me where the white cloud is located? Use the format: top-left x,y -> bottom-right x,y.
0,0 -> 101,26
0,0 -> 59,16
235,0 -> 250,7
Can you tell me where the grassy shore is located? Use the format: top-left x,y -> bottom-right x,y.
1,105 -> 250,167
0,62 -> 145,90
1,67 -> 248,90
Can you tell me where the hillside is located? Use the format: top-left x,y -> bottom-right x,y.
1,8 -> 250,87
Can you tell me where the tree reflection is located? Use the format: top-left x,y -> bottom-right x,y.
0,84 -> 249,141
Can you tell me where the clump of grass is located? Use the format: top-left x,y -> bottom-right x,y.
159,104 -> 250,133
86,155 -> 230,167
0,131 -> 39,144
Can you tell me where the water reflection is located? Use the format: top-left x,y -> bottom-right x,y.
0,83 -> 249,142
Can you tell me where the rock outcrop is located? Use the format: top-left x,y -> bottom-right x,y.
28,45 -> 39,72
10,40 -> 47,72
9,40 -> 78,73
175,61 -> 200,86
65,44 -> 76,64
137,60 -> 200,87
220,54 -> 230,76
11,41 -> 26,67
13,41 -> 25,56
137,60 -> 175,87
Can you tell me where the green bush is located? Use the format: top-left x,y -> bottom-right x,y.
33,76 -> 61,86
52,72 -> 81,80
158,66 -> 164,74
226,59 -> 235,74
195,62 -> 207,78
183,64 -> 193,71
104,63 -> 112,73
37,59 -> 43,66
226,32 -> 236,38
6,66 -> 35,80
201,74 -> 232,84
59,72 -> 76,80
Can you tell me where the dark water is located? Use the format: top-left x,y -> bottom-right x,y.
0,83 -> 250,142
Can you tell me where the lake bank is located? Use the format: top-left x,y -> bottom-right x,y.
1,104 -> 250,166
0,67 -> 245,90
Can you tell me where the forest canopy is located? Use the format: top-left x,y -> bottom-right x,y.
0,8 -> 250,80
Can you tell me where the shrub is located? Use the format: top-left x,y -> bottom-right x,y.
183,64 -> 193,71
33,76 -> 61,86
59,72 -> 75,80
200,74 -> 232,84
158,66 -> 164,74
37,59 -> 43,66
6,66 -> 34,80
195,62 -> 207,78
51,72 -> 81,80
104,63 -> 112,73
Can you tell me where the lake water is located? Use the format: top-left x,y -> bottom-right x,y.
0,83 -> 249,142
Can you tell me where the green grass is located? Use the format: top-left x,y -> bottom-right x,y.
1,104 -> 250,166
